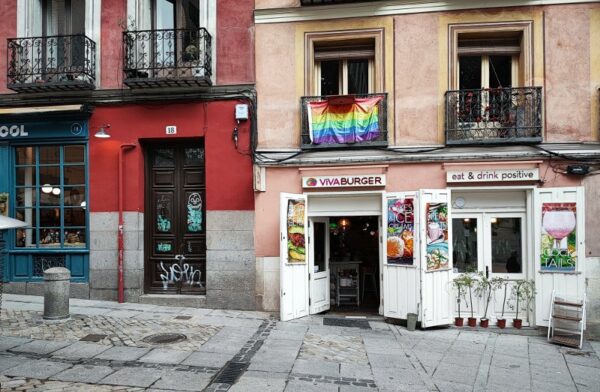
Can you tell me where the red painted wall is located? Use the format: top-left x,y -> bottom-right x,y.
100,0 -> 127,89
89,100 -> 254,212
0,0 -> 17,93
217,0 -> 255,85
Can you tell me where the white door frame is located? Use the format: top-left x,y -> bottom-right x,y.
309,216 -> 330,314
306,191 -> 384,315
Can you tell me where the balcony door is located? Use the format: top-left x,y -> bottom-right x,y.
153,0 -> 200,70
42,0 -> 86,73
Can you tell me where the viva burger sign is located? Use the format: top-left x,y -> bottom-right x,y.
302,174 -> 386,189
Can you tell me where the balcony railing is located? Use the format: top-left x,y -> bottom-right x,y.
445,87 -> 542,145
301,93 -> 388,149
7,35 -> 96,93
123,28 -> 212,88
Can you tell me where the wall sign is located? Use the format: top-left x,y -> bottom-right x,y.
0,121 -> 87,139
541,203 -> 577,271
386,197 -> 414,265
166,125 -> 177,135
446,168 -> 539,183
302,174 -> 386,188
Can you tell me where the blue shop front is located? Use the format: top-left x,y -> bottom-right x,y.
0,107 -> 90,286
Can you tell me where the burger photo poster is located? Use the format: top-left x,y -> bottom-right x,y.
386,198 -> 414,265
287,199 -> 306,263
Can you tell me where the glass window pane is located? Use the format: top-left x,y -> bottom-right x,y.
40,228 -> 61,247
491,217 -> 522,273
64,187 -> 85,206
489,55 -> 512,88
16,167 -> 36,186
16,227 -> 36,248
313,221 -> 326,273
40,166 -> 60,186
64,165 -> 85,185
185,148 -> 204,166
347,59 -> 369,95
15,147 -> 36,165
64,229 -> 86,247
40,208 -> 61,227
64,145 -> 85,163
39,145 -> 60,164
452,218 -> 478,273
155,0 -> 175,29
154,149 -> 175,167
64,208 -> 85,226
320,60 -> 340,96
15,208 -> 36,228
16,188 -> 37,207
459,55 -> 482,90
181,0 -> 200,30
40,188 -> 61,206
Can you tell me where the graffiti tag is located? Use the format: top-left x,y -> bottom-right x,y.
159,258 -> 203,290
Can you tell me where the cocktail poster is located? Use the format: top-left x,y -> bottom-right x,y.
287,199 -> 306,263
387,198 -> 414,265
426,203 -> 449,271
541,203 -> 576,271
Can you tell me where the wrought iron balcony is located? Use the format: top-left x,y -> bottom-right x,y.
123,28 -> 212,88
445,87 -> 543,145
301,93 -> 388,149
7,35 -> 96,93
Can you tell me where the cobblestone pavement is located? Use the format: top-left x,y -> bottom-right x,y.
2,294 -> 600,391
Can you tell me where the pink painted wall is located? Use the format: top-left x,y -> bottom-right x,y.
254,162 -> 582,257
101,0 -> 126,89
216,0 -> 255,85
544,5 -> 592,141
255,0 -> 300,10
394,13 -> 440,145
0,0 -> 17,94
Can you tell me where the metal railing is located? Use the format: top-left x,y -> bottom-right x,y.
7,34 -> 96,92
445,87 -> 543,145
300,93 -> 388,149
123,28 -> 212,88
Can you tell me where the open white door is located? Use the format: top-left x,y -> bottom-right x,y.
382,192 -> 420,319
280,193 -> 309,321
534,187 -> 585,327
419,189 -> 453,328
309,217 -> 330,314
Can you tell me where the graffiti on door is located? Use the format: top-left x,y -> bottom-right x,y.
159,257 -> 203,290
187,192 -> 203,232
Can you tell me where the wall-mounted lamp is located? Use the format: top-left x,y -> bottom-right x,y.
41,184 -> 53,194
94,124 -> 111,139
51,187 -> 61,196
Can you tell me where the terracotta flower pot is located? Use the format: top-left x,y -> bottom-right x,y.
468,317 -> 477,327
513,318 -> 522,329
455,317 -> 464,327
497,318 -> 506,329
480,318 -> 489,328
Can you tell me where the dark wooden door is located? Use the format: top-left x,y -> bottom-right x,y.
145,142 -> 206,294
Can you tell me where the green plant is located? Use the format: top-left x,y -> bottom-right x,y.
456,272 -> 477,318
475,273 -> 504,320
509,279 -> 536,320
452,275 -> 467,319
496,277 -> 509,320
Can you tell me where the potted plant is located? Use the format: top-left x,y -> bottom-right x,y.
475,273 -> 503,328
509,279 -> 536,329
495,277 -> 509,329
452,275 -> 466,326
460,272 -> 478,327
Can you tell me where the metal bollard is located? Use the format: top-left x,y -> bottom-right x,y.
43,267 -> 70,320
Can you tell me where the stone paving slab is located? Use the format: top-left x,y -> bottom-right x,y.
151,371 -> 212,391
181,351 -> 232,368
228,376 -> 287,392
3,358 -> 73,379
138,348 -> 192,364
51,341 -> 112,360
284,379 -> 338,392
9,339 -> 71,355
0,336 -> 31,351
292,358 -> 340,377
0,354 -> 26,373
93,346 -> 151,361
100,366 -> 164,388
50,364 -> 116,383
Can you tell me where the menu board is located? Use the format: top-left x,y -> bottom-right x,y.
386,198 -> 414,265
541,203 -> 577,271
426,203 -> 449,271
287,199 -> 306,263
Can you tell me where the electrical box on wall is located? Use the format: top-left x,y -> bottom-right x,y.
235,104 -> 249,121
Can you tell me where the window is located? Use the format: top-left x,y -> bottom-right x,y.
306,29 -> 384,96
14,145 -> 88,249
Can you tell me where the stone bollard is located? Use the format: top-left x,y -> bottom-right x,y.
43,267 -> 70,320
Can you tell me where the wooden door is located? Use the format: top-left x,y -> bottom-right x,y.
145,142 -> 206,294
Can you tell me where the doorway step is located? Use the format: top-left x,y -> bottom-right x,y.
139,294 -> 207,308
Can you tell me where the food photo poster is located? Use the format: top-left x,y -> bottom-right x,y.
287,199 -> 306,263
386,198 -> 415,265
426,203 -> 449,271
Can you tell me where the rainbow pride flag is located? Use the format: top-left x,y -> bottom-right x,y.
307,96 -> 383,144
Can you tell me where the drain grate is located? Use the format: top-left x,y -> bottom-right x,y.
142,333 -> 187,344
211,361 -> 248,385
80,334 -> 108,342
323,318 -> 371,329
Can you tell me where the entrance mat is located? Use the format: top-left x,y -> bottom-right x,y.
323,318 -> 371,329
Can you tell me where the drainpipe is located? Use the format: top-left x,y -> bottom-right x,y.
118,144 -> 136,303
